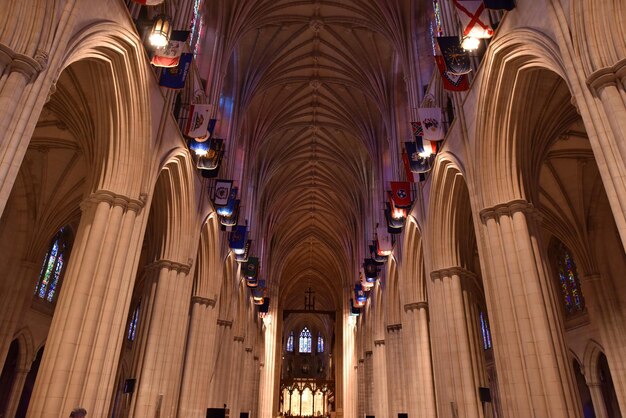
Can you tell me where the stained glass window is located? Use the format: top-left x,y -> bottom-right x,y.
479,311 -> 492,350
555,242 -> 585,314
35,228 -> 71,304
317,332 -> 324,353
430,0 -> 444,55
128,303 -> 141,341
299,327 -> 312,353
189,0 -> 205,58
286,331 -> 294,352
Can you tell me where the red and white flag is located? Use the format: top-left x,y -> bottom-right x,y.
453,0 -> 494,39
418,107 -> 444,141
151,31 -> 189,68
390,181 -> 412,208
185,104 -> 213,138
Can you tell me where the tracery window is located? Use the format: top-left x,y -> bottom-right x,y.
554,242 -> 585,315
317,332 -> 324,353
479,311 -> 492,350
299,327 -> 312,353
286,331 -> 294,352
34,228 -> 71,304
128,303 -> 141,342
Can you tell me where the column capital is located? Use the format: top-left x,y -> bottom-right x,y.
191,296 -> 216,307
374,339 -> 385,346
358,358 -> 364,364
0,43 -> 46,81
80,190 -> 147,213
245,347 -> 253,352
430,266 -> 476,281
145,259 -> 192,274
234,336 -> 245,342
404,301 -> 428,312
386,324 -> 402,333
479,199 -> 538,223
365,350 -> 373,357
217,319 -> 233,328
587,58 -> 626,93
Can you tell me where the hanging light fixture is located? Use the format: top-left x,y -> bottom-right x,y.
461,35 -> 481,51
149,14 -> 171,48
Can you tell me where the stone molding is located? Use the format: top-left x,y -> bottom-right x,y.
217,319 -> 233,328
0,43 -> 46,81
145,259 -> 192,274
191,296 -> 216,307
358,359 -> 364,364
254,356 -> 259,361
374,339 -> 385,346
80,190 -> 147,213
245,347 -> 253,352
582,274 -> 602,284
386,324 -> 402,333
479,199 -> 539,223
234,336 -> 245,342
430,266 -> 476,282
365,351 -> 373,357
586,58 -> 626,93
404,301 -> 428,312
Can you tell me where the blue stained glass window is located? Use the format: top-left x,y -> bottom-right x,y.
479,311 -> 492,350
128,304 -> 140,341
286,331 -> 294,352
555,242 -> 585,315
35,229 -> 70,304
317,333 -> 324,353
299,327 -> 312,353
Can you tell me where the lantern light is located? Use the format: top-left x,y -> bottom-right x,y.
189,140 -> 209,157
149,15 -> 171,48
461,35 -> 480,51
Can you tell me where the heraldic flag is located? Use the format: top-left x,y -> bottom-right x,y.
390,181 -> 412,208
437,36 -> 471,75
483,0 -> 515,10
151,31 -> 189,68
213,180 -> 232,206
453,0 -> 494,39
418,107 -> 444,141
411,121 -> 424,139
217,187 -> 238,217
435,56 -> 469,91
244,257 -> 259,279
404,142 -> 434,173
402,151 -> 417,183
159,53 -> 192,89
377,226 -> 393,255
229,225 -> 248,253
185,104 -> 213,138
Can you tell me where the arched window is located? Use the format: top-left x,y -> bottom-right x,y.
34,228 -> 71,303
554,241 -> 585,315
299,327 -> 312,353
127,303 -> 141,342
479,311 -> 492,350
317,332 -> 324,353
286,331 -> 294,352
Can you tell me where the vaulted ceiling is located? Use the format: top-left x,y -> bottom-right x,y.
206,0 -> 432,311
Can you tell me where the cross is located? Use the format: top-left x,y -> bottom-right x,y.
304,287 -> 316,310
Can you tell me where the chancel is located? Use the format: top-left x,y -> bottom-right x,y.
0,1 -> 624,418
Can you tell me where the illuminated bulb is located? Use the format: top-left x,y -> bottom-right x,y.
149,15 -> 171,48
418,150 -> 433,158
461,36 -> 480,51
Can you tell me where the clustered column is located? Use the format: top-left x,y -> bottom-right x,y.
479,200 -> 581,418
26,190 -> 146,418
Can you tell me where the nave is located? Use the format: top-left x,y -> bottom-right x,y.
0,0 -> 625,417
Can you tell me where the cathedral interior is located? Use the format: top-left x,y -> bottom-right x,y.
0,0 -> 625,417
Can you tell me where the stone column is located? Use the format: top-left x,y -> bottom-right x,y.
0,45 -> 47,216
4,367 -> 30,417
586,59 -> 626,247
372,339 -> 389,418
479,200 -> 581,418
357,358 -> 365,418
586,381 -> 609,418
429,267 -> 483,418
251,354 -> 261,418
404,302 -> 437,418
0,261 -> 38,367
386,324 -> 406,416
364,350 -> 373,416
580,273 -> 626,414
178,295 -> 218,418
227,336 -> 246,416
128,259 -> 193,418
26,190 -> 147,418
209,320 -> 234,407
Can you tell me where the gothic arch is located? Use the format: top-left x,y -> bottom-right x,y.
194,214 -> 222,300
473,29 -> 573,208
0,0 -> 60,56
400,217 -> 427,304
582,340 -> 606,385
59,22 -> 152,198
384,257 -> 402,327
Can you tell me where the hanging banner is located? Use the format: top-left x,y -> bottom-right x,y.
417,107 -> 445,141
213,180 -> 232,206
185,104 -> 213,138
390,181 -> 412,208
158,53 -> 193,89
437,36 -> 471,75
453,0 -> 494,39
483,0 -> 515,10
435,56 -> 470,91
151,30 -> 189,68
